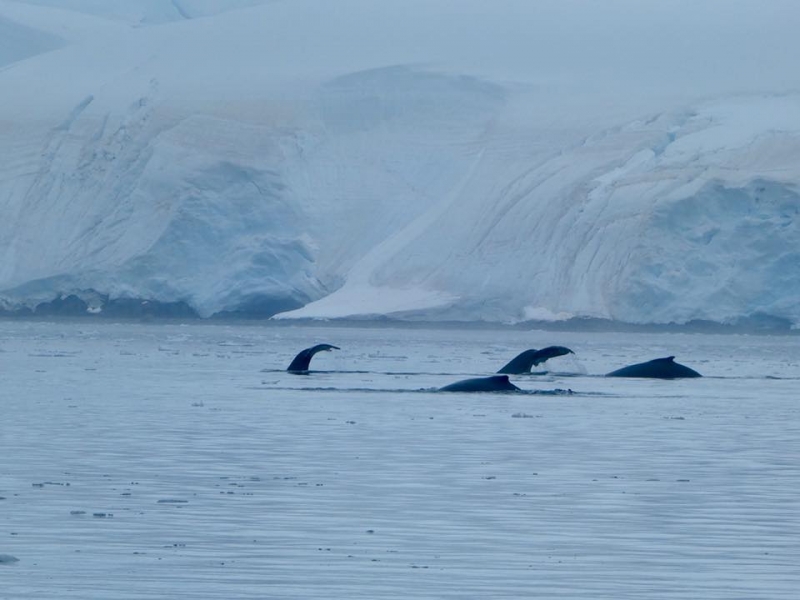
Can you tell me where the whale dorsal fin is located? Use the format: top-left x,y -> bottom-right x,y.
653,356 -> 676,363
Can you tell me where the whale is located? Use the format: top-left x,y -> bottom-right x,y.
287,344 -> 340,372
497,346 -> 574,374
439,375 -> 521,392
606,356 -> 702,379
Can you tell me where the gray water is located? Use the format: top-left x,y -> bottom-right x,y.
1,321 -> 798,599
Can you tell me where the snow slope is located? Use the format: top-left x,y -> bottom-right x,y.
1,0 -> 799,325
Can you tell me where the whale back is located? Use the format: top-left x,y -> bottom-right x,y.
439,375 -> 521,392
606,356 -> 702,379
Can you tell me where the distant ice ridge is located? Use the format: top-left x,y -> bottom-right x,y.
0,1 -> 799,327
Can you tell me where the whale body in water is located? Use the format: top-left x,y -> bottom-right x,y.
606,356 -> 702,379
439,375 -> 521,392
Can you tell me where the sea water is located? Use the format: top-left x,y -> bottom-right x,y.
1,321 -> 798,599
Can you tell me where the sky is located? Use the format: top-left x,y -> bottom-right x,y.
3,0 -> 800,109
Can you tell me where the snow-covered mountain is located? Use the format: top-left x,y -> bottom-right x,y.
1,0 -> 799,326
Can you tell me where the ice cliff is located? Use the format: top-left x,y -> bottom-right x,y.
1,0 -> 798,326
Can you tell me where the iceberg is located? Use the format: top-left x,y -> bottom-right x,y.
0,0 -> 798,327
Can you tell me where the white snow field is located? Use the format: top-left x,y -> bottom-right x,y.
1,1 -> 800,325
1,320 -> 799,599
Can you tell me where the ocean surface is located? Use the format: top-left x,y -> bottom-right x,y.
1,320 -> 798,599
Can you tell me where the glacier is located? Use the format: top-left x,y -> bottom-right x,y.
1,0 -> 799,326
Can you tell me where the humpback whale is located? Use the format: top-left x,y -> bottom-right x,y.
287,344 -> 340,372
497,346 -> 574,374
606,356 -> 702,379
439,375 -> 521,392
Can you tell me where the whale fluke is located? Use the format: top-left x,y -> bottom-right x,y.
287,344 -> 340,372
439,375 -> 521,392
497,346 -> 574,374
606,356 -> 702,379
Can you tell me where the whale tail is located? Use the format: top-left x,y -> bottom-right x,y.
287,344 -> 340,372
498,346 -> 574,374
